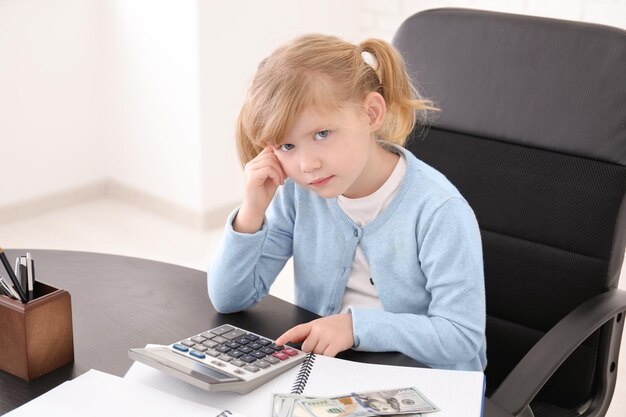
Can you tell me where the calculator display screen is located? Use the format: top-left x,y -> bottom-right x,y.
146,348 -> 242,384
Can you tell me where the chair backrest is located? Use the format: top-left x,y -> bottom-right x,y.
394,8 -> 626,409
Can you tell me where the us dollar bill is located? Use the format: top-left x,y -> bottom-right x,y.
272,394 -> 320,417
299,387 -> 438,417
273,387 -> 437,417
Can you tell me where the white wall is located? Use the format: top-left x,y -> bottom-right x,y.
101,0 -> 203,213
0,0 -> 103,206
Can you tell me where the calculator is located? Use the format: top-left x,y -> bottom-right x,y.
128,324 -> 306,394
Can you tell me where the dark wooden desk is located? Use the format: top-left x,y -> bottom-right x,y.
0,250 -> 423,415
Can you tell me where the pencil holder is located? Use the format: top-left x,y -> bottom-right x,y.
0,281 -> 74,381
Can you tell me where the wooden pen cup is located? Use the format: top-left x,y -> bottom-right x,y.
0,282 -> 74,381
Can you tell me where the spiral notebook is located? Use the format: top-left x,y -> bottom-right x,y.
124,347 -> 485,417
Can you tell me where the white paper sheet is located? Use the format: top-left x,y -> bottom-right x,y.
5,369 -> 247,417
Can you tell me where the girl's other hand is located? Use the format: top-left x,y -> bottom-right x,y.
275,314 -> 354,357
234,146 -> 286,233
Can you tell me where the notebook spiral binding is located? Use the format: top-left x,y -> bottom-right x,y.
290,353 -> 316,394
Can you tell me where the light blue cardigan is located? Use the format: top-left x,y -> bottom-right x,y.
208,146 -> 487,371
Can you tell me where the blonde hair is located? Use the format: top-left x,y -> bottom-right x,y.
236,34 -> 439,165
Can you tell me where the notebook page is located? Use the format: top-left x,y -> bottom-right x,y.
301,355 -> 485,417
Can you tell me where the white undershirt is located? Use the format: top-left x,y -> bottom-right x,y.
338,154 -> 407,313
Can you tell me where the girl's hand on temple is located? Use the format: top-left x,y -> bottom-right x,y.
234,146 -> 287,233
275,314 -> 354,357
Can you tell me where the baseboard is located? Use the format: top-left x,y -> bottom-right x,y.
0,182 -> 108,224
0,180 -> 237,231
200,204 -> 235,230
106,180 -> 236,230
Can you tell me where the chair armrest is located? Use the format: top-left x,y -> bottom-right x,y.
490,288 -> 626,416
484,398 -> 515,417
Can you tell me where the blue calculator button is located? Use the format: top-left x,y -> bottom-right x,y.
173,343 -> 189,352
189,350 -> 206,359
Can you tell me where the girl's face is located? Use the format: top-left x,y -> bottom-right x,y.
273,93 -> 387,199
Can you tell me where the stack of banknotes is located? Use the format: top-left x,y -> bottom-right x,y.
272,387 -> 440,417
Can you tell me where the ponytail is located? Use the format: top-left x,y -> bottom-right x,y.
360,39 -> 439,145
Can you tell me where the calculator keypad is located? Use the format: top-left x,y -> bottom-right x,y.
172,324 -> 299,377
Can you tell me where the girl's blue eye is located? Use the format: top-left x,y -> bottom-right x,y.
280,143 -> 295,152
314,130 -> 330,140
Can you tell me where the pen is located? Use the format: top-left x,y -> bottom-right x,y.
26,252 -> 34,301
0,274 -> 9,297
18,256 -> 27,293
0,274 -> 21,301
0,247 -> 28,303
15,257 -> 21,288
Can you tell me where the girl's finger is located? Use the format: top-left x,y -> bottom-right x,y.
251,166 -> 283,185
276,324 -> 310,346
301,332 -> 319,353
249,157 -> 286,183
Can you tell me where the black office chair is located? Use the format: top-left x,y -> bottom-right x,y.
393,8 -> 626,417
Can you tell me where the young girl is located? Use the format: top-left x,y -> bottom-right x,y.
208,34 -> 486,371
